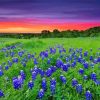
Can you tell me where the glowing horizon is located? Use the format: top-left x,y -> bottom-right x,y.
0,21 -> 100,33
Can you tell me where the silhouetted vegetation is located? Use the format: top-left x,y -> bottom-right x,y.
0,26 -> 100,39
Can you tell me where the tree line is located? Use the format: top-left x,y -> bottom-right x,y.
0,26 -> 100,39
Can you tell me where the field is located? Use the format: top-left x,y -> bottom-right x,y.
0,37 -> 100,100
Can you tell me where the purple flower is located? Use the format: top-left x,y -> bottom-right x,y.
60,75 -> 66,84
76,84 -> 82,94
90,56 -> 93,61
83,62 -> 89,69
18,52 -> 23,57
0,90 -> 4,97
41,78 -> 47,91
22,62 -> 26,67
79,68 -> 84,75
12,57 -> 18,63
94,80 -> 100,85
8,60 -> 12,67
45,68 -> 52,77
84,51 -> 88,57
91,72 -> 97,81
47,59 -> 51,64
94,59 -> 98,64
50,85 -> 56,95
27,54 -> 31,59
71,61 -> 76,67
50,78 -> 56,95
38,89 -> 44,99
85,90 -> 92,100
50,66 -> 56,73
50,78 -> 56,86
34,58 -> 38,65
32,71 -> 37,81
5,65 -> 9,70
56,59 -> 63,68
62,64 -> 68,72
12,76 -> 22,89
72,78 -> 78,87
28,81 -> 34,89
97,56 -> 100,62
10,52 -> 15,57
20,70 -> 26,80
0,70 -> 3,76
83,75 -> 88,80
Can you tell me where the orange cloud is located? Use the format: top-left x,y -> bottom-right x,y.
0,21 -> 100,33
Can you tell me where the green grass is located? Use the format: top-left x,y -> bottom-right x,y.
0,37 -> 100,100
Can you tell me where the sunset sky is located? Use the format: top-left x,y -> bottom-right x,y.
0,0 -> 100,33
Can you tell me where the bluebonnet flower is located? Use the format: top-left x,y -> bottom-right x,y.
84,51 -> 88,57
50,78 -> 56,86
71,61 -> 76,67
5,65 -> 9,70
78,56 -> 82,63
22,62 -> 26,67
28,81 -> 34,89
50,78 -> 56,95
66,57 -> 69,62
32,71 -> 37,81
91,72 -> 97,81
12,57 -> 18,63
45,68 -> 52,77
97,56 -> 100,62
38,68 -> 44,78
60,75 -> 66,84
34,66 -> 39,73
20,70 -> 26,80
27,54 -> 31,59
62,64 -> 68,72
0,65 -> 2,70
56,59 -> 63,68
72,78 -> 78,87
12,77 -> 21,89
79,68 -> 84,75
10,52 -> 15,57
66,62 -> 70,67
18,75 -> 24,85
41,78 -> 47,91
18,52 -> 22,57
0,70 -> 3,76
85,90 -> 92,100
83,62 -> 89,69
0,90 -> 4,97
50,66 -> 56,73
76,84 -> 82,94
8,60 -> 12,67
38,89 -> 44,99
90,56 -> 93,61
94,58 -> 98,64
34,58 -> 38,65
47,59 -> 51,64
94,80 -> 100,85
50,84 -> 56,95
50,48 -> 56,54
83,75 -> 88,80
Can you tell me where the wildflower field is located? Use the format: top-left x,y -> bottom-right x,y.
0,37 -> 100,100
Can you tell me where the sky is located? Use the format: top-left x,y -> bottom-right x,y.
0,0 -> 100,33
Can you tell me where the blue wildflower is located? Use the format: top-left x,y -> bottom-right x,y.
85,90 -> 92,100
76,84 -> 82,94
28,81 -> 34,89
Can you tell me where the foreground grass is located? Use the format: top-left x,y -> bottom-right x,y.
0,37 -> 100,100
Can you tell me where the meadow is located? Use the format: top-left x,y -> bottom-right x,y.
0,37 -> 100,100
